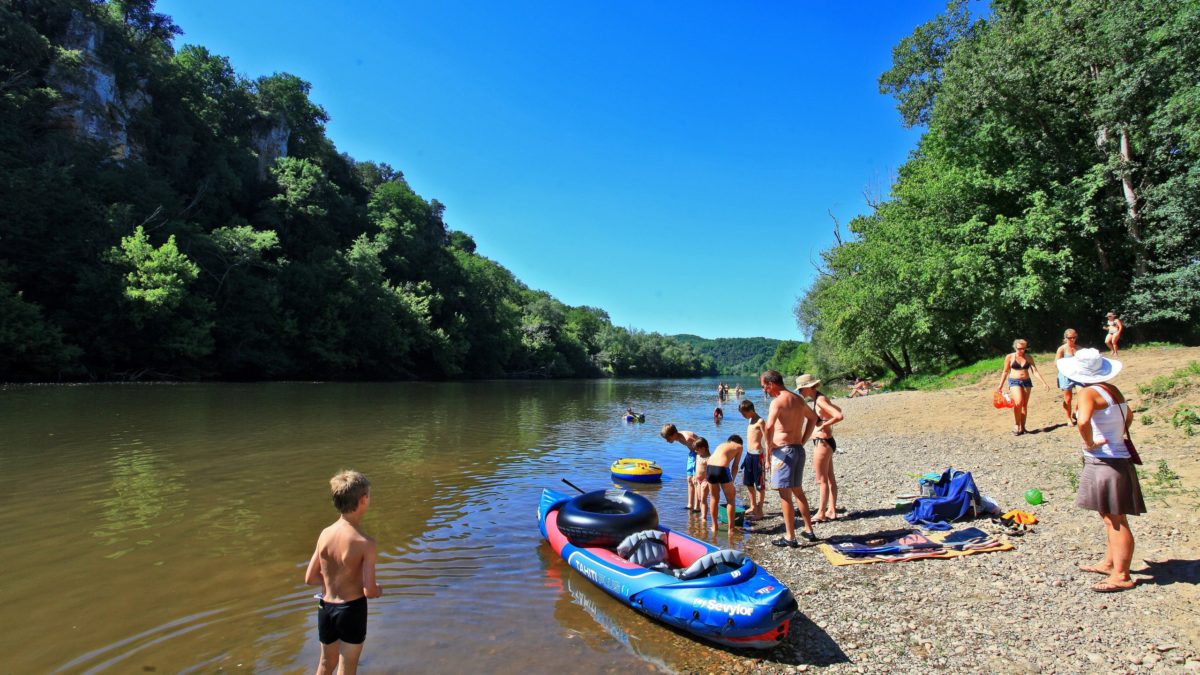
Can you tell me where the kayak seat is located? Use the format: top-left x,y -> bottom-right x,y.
674,549 -> 747,580
616,530 -> 670,570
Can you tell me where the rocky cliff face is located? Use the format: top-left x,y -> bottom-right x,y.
49,11 -> 150,161
252,118 -> 290,180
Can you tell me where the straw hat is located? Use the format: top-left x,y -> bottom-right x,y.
793,373 -> 822,389
1056,348 -> 1122,384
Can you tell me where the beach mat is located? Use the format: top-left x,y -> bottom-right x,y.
819,528 -> 1013,566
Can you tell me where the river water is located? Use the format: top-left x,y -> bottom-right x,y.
0,378 -> 767,673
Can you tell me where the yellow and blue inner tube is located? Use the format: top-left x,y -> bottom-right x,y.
611,458 -> 663,483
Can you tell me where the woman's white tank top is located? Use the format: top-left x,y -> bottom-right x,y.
1084,385 -> 1129,459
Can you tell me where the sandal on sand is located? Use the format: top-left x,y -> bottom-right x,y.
812,516 -> 829,524
1092,580 -> 1136,593
771,537 -> 799,548
1078,564 -> 1112,575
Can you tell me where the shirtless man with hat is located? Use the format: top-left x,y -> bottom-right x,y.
761,369 -> 820,546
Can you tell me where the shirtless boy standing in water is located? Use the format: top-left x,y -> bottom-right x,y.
706,435 -> 744,534
761,370 -> 820,546
738,400 -> 768,519
306,470 -> 382,675
661,424 -> 707,511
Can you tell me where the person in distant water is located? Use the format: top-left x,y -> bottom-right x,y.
795,374 -> 844,522
713,406 -> 724,424
693,437 -> 712,525
705,435 -> 744,534
1058,348 -> 1144,593
306,470 -> 382,675
1104,311 -> 1124,357
996,339 -> 1051,436
661,424 -> 707,512
760,369 -> 820,546
737,399 -> 768,519
1055,329 -> 1081,426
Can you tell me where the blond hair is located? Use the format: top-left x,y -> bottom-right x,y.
1012,338 -> 1028,350
330,470 -> 371,514
660,423 -> 677,439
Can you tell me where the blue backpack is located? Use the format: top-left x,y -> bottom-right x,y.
904,468 -> 981,528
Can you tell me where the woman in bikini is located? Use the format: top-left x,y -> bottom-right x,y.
996,339 -> 1051,435
1055,329 -> 1081,426
1104,311 -> 1124,356
795,374 -> 844,522
1058,348 -> 1144,593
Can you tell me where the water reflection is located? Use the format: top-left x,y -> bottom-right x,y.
92,442 -> 185,553
0,377 -> 767,673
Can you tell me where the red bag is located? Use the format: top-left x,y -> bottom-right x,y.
992,391 -> 1006,409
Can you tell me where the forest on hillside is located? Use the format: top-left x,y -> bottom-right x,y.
0,1 -> 716,381
799,0 -> 1200,380
670,335 -> 812,378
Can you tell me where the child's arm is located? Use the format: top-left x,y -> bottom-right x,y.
362,538 -> 382,598
304,545 -> 324,587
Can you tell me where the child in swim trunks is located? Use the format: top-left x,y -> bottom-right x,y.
694,437 -> 711,525
305,470 -> 382,674
705,435 -> 744,533
661,424 -> 707,512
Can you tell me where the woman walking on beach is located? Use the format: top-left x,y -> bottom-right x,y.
1055,329 -> 1081,426
1104,311 -> 1124,356
795,374 -> 843,522
996,339 -> 1051,435
1058,348 -> 1144,593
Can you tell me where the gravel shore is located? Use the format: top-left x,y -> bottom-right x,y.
676,347 -> 1200,674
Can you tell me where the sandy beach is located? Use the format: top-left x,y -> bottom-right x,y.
680,346 -> 1200,673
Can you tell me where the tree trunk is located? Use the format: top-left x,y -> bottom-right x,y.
901,344 -> 913,375
880,350 -> 905,379
1117,127 -> 1148,277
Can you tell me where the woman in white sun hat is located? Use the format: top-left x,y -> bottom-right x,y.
1058,348 -> 1145,593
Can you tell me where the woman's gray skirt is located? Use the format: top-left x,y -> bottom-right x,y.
1075,455 -> 1146,515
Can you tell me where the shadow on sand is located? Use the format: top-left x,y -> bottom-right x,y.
1134,558 -> 1200,587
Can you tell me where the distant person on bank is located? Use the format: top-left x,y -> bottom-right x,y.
1058,348 -> 1144,593
760,369 -> 820,547
1055,329 -> 1081,426
795,374 -> 844,522
996,339 -> 1051,436
1104,311 -> 1125,357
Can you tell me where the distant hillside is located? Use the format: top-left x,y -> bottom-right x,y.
670,335 -> 782,376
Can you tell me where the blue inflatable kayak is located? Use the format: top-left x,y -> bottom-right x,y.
537,488 -> 797,649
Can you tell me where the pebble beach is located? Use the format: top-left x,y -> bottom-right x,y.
671,347 -> 1200,674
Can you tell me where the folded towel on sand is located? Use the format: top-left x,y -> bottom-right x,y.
818,528 -> 1013,566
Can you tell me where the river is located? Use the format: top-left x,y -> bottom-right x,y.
0,378 -> 766,673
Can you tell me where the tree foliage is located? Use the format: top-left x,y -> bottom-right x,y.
0,1 -> 713,381
801,0 -> 1200,379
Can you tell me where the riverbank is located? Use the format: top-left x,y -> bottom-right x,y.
682,346 -> 1200,673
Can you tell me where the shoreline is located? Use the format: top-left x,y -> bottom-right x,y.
681,346 -> 1200,672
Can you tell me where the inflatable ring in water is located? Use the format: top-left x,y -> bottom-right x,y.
610,458 -> 663,484
556,489 -> 659,548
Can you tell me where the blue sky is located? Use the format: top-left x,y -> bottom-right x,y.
158,1 -> 941,340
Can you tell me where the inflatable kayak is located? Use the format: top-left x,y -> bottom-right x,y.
622,413 -> 646,423
538,488 -> 797,649
610,458 -> 663,483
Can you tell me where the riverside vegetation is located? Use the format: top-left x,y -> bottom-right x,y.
1,1 -> 721,382
798,0 -> 1200,381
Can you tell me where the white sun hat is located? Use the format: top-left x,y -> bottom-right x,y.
1056,347 -> 1122,384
